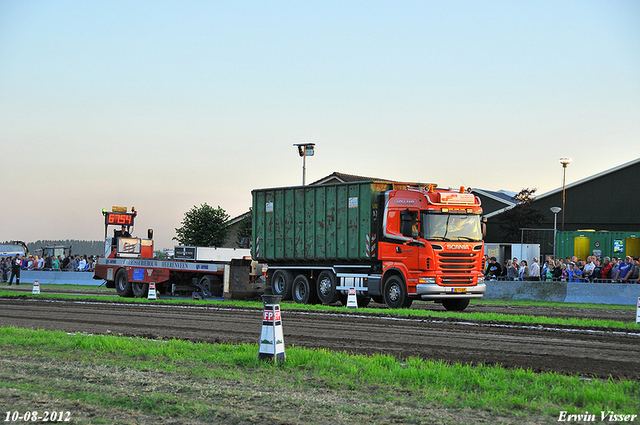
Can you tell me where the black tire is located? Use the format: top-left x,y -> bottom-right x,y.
442,298 -> 470,311
292,274 -> 317,304
382,275 -> 411,309
270,270 -> 293,300
316,271 -> 340,305
115,269 -> 133,297
199,275 -> 222,296
357,295 -> 371,308
132,282 -> 148,298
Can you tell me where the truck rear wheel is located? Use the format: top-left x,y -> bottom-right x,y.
383,275 -> 412,309
115,269 -> 133,297
317,271 -> 340,305
132,282 -> 148,298
292,274 -> 317,304
357,295 -> 371,308
442,298 -> 470,311
271,270 -> 293,300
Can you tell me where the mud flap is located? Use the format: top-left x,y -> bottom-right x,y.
224,259 -> 265,299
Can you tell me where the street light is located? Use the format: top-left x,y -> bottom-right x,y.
294,143 -> 315,185
550,206 -> 561,258
559,157 -> 572,231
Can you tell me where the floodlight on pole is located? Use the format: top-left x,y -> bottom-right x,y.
550,206 -> 561,258
293,143 -> 315,185
558,158 -> 572,231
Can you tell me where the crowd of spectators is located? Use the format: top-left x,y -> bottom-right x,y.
0,254 -> 97,282
483,254 -> 640,284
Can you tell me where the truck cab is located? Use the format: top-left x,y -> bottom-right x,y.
378,186 -> 485,310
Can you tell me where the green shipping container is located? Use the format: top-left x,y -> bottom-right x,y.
556,230 -> 640,260
252,181 -> 397,264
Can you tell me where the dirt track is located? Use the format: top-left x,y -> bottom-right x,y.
1,293 -> 639,380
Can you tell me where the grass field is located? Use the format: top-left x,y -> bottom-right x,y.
1,326 -> 639,425
1,287 -> 640,424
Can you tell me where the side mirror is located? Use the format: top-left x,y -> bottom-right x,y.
148,229 -> 154,239
481,218 -> 487,238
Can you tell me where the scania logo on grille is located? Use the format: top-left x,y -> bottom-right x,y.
446,244 -> 470,250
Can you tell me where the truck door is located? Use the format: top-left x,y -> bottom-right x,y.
399,209 -> 425,273
380,208 -> 422,271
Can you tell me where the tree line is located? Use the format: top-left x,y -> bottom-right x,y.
0,240 -> 106,257
2,204 -> 251,259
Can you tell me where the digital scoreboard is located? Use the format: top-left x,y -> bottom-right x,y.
105,212 -> 135,226
103,207 -> 136,226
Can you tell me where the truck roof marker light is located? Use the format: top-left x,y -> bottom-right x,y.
459,186 -> 465,193
467,208 -> 474,214
442,208 -> 449,213
428,185 -> 434,193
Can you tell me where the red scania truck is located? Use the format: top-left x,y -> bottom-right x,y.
252,180 -> 485,310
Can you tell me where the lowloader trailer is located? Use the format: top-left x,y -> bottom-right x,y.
252,181 -> 486,310
93,207 -> 264,299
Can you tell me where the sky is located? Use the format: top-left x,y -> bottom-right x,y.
1,0 -> 639,251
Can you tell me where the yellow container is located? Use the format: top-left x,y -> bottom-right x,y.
627,237 -> 640,257
574,236 -> 590,260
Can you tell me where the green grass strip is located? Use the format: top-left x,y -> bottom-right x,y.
1,287 -> 638,330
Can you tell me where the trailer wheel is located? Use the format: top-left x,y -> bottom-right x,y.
317,271 -> 340,305
199,275 -> 222,296
270,270 -> 293,300
132,282 -> 148,298
383,275 -> 412,309
292,274 -> 317,304
115,269 -> 133,297
442,298 -> 470,311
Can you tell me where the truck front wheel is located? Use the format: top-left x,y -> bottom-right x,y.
292,274 -> 317,304
115,269 -> 133,297
383,276 -> 412,309
317,271 -> 339,305
442,298 -> 470,311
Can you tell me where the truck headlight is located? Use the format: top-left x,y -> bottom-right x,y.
419,277 -> 436,284
477,276 -> 484,284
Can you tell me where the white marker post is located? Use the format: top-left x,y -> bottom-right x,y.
258,295 -> 285,362
32,280 -> 40,295
346,287 -> 358,309
636,297 -> 639,324
147,282 -> 157,300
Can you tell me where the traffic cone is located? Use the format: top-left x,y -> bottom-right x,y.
32,280 -> 40,295
147,282 -> 157,300
346,287 -> 358,309
258,295 -> 285,362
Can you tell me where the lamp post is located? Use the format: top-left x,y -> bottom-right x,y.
550,206 -> 561,258
293,143 -> 315,185
559,158 -> 572,231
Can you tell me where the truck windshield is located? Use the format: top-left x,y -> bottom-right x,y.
422,213 -> 482,242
